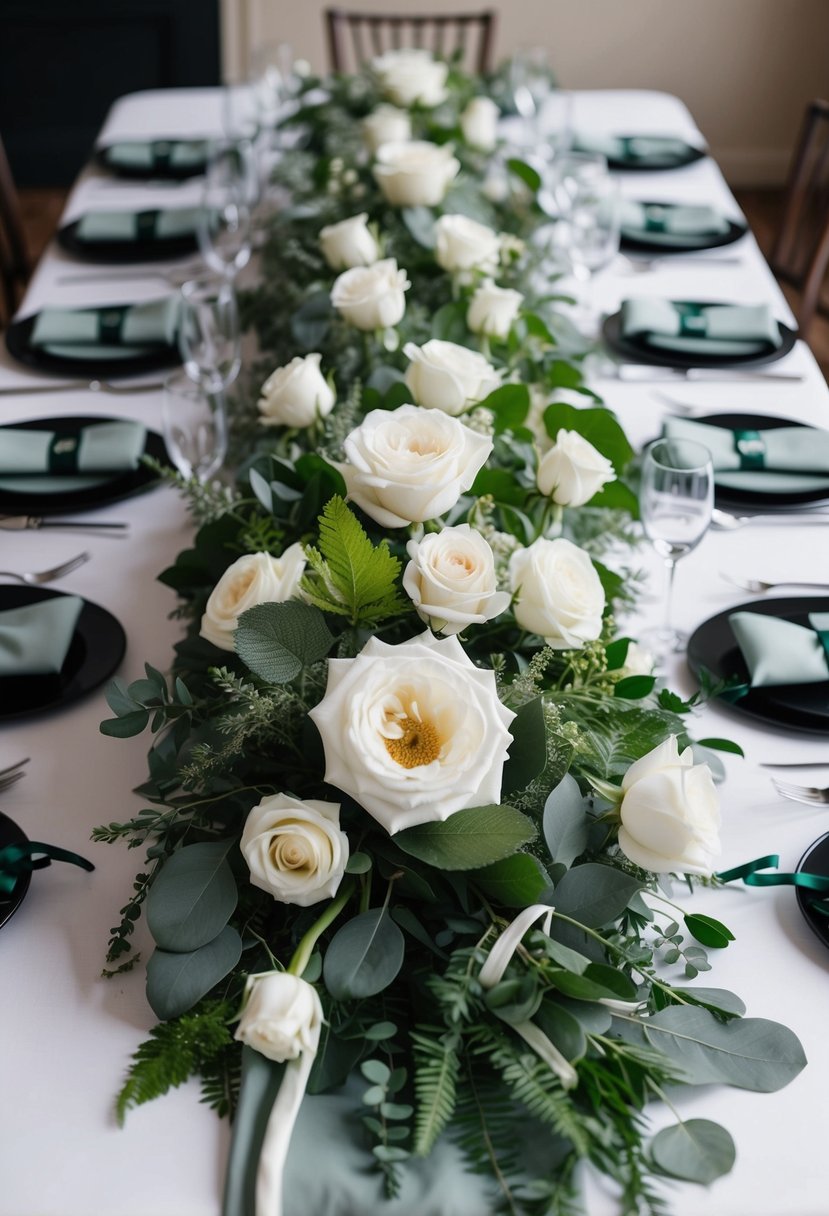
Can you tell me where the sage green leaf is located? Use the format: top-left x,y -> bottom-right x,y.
542,774 -> 590,867
395,804 -> 536,871
668,987 -> 746,1018
552,863 -> 642,927
323,909 -> 405,1000
534,1001 -> 587,1063
683,913 -> 736,950
542,937 -> 591,975
401,206 -> 436,248
643,1007 -> 807,1091
146,840 -> 238,953
473,853 -> 550,907
502,697 -> 547,795
485,975 -> 542,1023
551,996 -> 612,1034
146,926 -> 242,1020
100,709 -> 150,738
248,467 -> 273,512
361,1059 -> 391,1085
235,601 -> 334,683
650,1119 -> 736,1184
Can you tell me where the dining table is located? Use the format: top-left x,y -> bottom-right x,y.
1,83 -> 828,1216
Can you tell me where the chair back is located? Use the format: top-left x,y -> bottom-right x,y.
0,132 -> 29,327
325,8 -> 496,75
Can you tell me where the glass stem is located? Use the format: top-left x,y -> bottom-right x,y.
663,557 -> 677,637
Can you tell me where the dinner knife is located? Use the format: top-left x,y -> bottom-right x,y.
615,366 -> 805,383
0,379 -> 167,396
0,515 -> 129,532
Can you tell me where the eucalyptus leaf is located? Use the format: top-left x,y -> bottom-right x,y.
395,804 -> 536,871
249,467 -> 273,513
552,863 -> 642,928
473,853 -> 549,907
146,840 -> 238,953
542,774 -> 590,867
669,987 -> 746,1018
534,1001 -> 587,1062
323,909 -> 405,1000
100,709 -> 150,738
650,1119 -> 736,1185
401,206 -> 437,248
146,926 -> 242,1020
235,601 -> 334,683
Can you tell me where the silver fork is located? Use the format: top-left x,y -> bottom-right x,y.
712,508 -> 829,530
722,573 -> 829,593
0,552 -> 90,585
772,778 -> 829,806
622,255 -> 744,274
54,265 -> 200,287
0,378 -> 167,398
0,757 -> 29,794
650,391 -> 795,419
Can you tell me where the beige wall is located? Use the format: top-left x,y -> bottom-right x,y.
221,0 -> 829,185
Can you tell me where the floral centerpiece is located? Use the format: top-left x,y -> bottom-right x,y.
98,48 -> 806,1216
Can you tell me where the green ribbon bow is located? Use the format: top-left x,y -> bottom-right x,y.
718,854 -> 829,914
0,841 -> 94,897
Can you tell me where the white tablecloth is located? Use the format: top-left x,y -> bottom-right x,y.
1,88 -> 828,1216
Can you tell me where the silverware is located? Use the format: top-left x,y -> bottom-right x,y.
55,266 -> 199,287
712,507 -> 829,531
0,378 -> 167,397
771,778 -> 829,806
0,757 -> 29,795
652,391 -> 795,419
0,552 -> 90,586
623,255 -> 744,273
616,366 -> 804,383
759,761 -> 829,768
721,573 -> 829,593
0,516 -> 128,534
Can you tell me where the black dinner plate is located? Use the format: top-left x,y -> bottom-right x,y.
691,413 -> 829,510
0,415 -> 168,516
603,303 -> 797,370
621,204 -> 747,254
687,596 -> 829,735
602,139 -> 706,172
94,141 -> 209,181
57,218 -> 198,264
796,830 -> 829,949
0,812 -> 31,930
4,312 -> 180,380
0,586 -> 126,723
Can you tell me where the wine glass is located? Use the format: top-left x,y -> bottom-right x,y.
555,170 -> 621,335
509,48 -> 551,125
178,275 -> 242,394
249,41 -> 297,134
639,438 -> 714,658
197,141 -> 255,279
162,369 -> 228,483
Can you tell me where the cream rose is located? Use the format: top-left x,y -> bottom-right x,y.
618,736 -> 721,876
240,793 -> 348,907
319,212 -> 379,270
330,257 -> 410,331
258,353 -> 335,428
403,526 -> 510,635
200,547 -> 307,651
509,537 -> 605,649
403,338 -> 501,415
373,140 -> 460,208
461,96 -> 500,151
309,632 -> 515,834
234,971 -> 323,1062
339,403 -> 492,528
362,104 -> 412,153
467,279 -> 523,339
434,214 -> 502,276
536,429 -> 616,507
372,48 -> 449,108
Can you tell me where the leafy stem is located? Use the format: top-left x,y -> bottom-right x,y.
287,879 -> 356,977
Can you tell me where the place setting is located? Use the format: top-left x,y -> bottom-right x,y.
618,199 -> 748,256
571,131 -> 707,171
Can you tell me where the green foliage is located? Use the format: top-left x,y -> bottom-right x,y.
301,496 -> 406,625
411,1030 -> 461,1157
542,775 -> 592,869
146,926 -> 243,1021
145,840 -> 238,953
323,909 -> 406,1000
649,1119 -> 736,1185
234,601 -> 334,683
395,805 -> 536,871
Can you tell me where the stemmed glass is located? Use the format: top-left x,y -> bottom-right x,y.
509,48 -> 551,125
555,169 -> 621,336
197,141 -> 255,279
639,438 -> 714,659
162,369 -> 228,483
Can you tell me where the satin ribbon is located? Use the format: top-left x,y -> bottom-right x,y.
731,428 -> 766,470
717,854 -> 829,912
676,303 -> 709,338
0,841 -> 94,896
48,432 -> 81,474
97,306 -> 128,346
642,205 -> 671,233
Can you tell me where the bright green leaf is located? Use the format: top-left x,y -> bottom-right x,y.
395,804 -> 536,871
473,853 -> 550,907
683,914 -> 736,949
502,696 -> 547,795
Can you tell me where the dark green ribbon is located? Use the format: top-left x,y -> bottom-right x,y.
97,305 -> 128,345
48,431 -> 81,474
643,205 -> 670,233
676,303 -> 708,338
732,428 -> 766,470
136,210 -> 161,241
0,841 -> 94,897
717,854 -> 829,913
151,140 -> 173,171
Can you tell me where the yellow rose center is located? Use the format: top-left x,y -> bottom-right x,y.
384,714 -> 441,768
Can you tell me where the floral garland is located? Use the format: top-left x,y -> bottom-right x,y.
99,48 -> 805,1216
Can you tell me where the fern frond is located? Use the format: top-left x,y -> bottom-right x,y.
411,1029 -> 461,1156
489,1040 -> 591,1157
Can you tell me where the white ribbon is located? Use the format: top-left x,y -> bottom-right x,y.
256,1042 -> 319,1216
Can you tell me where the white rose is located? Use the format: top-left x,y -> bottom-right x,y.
372,48 -> 449,108
200,547 -> 306,651
319,212 -> 379,270
537,429 -> 616,507
234,971 -> 323,1062
460,96 -> 500,151
309,632 -> 515,834
340,403 -> 492,528
330,257 -> 410,331
362,104 -> 412,153
403,338 -> 501,415
621,641 -> 654,678
373,140 -> 460,208
467,279 -> 523,339
403,525 -> 511,635
509,537 -> 605,649
258,353 -> 335,428
618,736 -> 721,876
434,214 -> 502,276
240,793 -> 349,907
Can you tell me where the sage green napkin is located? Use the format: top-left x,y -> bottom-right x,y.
101,139 -> 209,172
620,201 -> 730,244
74,207 -> 204,244
573,133 -> 698,165
620,298 -> 782,357
0,420 -> 146,477
29,297 -> 179,361
663,416 -> 829,491
730,611 -> 829,687
0,595 -> 83,677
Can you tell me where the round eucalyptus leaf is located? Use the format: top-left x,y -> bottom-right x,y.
650,1119 -> 736,1184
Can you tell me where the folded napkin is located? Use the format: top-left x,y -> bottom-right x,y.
0,595 -> 83,677
29,297 -> 179,361
663,416 -> 829,480
101,139 -> 209,172
730,610 -> 829,688
619,201 -> 730,239
74,207 -> 204,244
0,420 -> 146,477
573,133 -> 698,165
620,299 -> 782,357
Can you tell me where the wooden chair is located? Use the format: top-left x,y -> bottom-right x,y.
0,132 -> 30,328
325,8 -> 496,76
771,99 -> 829,339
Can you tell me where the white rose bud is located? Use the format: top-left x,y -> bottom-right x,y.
403,338 -> 501,415
258,353 -> 335,428
461,96 -> 500,151
330,257 -> 410,331
434,214 -> 502,276
372,48 -> 449,108
467,279 -> 523,339
373,140 -> 460,208
319,212 -> 379,270
621,641 -> 654,678
618,736 -> 721,876
339,403 -> 492,529
240,793 -> 348,907
404,525 -> 511,635
234,971 -> 323,1062
537,429 -> 616,507
509,537 -> 605,649
362,104 -> 412,153
200,547 -> 306,651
